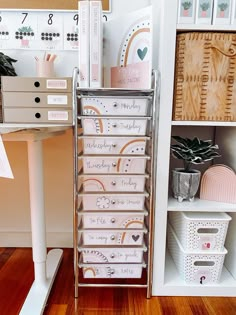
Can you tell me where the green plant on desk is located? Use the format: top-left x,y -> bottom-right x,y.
0,52 -> 17,88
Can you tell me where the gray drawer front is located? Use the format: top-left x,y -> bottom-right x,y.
3,108 -> 73,124
2,92 -> 72,108
1,77 -> 72,92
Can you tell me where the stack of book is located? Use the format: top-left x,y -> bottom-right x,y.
78,0 -> 103,88
78,2 -> 153,89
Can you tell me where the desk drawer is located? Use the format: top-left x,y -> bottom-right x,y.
2,92 -> 72,108
3,108 -> 72,124
1,77 -> 72,92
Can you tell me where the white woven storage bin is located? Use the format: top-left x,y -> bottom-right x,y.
167,223 -> 227,285
168,212 -> 231,252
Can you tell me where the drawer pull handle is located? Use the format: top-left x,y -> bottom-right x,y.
110,218 -> 116,223
112,162 -> 117,167
111,200 -> 116,205
110,269 -> 115,275
35,112 -> 41,119
112,123 -> 117,128
110,235 -> 115,241
34,81 -> 40,88
35,97 -> 40,103
113,102 -> 118,108
111,181 -> 116,186
112,143 -> 117,148
110,253 -> 115,259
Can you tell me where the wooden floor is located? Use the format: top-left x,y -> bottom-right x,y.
0,248 -> 236,315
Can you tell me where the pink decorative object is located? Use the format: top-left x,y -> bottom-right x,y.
200,164 -> 236,204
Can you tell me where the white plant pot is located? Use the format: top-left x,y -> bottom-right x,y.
172,168 -> 201,202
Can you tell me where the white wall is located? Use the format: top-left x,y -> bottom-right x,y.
0,0 -> 152,247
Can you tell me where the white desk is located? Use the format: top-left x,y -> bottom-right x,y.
1,124 -> 70,315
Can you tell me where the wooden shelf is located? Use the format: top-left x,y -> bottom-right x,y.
168,197 -> 236,212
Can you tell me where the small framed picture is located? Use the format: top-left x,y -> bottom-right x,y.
196,0 -> 214,24
230,0 -> 236,23
213,0 -> 232,24
177,0 -> 196,23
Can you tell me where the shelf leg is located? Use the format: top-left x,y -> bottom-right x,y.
19,140 -> 63,315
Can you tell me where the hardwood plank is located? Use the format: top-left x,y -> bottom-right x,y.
0,248 -> 236,315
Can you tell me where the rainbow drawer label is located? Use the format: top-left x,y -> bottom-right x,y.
81,118 -> 148,135
81,229 -> 146,246
81,136 -> 148,155
79,193 -> 148,210
79,246 -> 146,263
78,211 -> 147,229
79,174 -> 148,192
81,97 -> 149,116
81,263 -> 145,278
80,156 -> 149,174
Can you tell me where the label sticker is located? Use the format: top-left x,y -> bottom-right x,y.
48,111 -> 68,121
46,79 -> 67,89
47,95 -> 68,105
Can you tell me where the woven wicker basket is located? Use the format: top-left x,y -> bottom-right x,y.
173,32 -> 236,121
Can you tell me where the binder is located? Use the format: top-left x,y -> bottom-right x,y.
78,0 -> 90,87
90,1 -> 103,88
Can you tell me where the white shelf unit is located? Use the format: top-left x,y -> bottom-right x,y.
152,0 -> 236,296
72,69 -> 159,298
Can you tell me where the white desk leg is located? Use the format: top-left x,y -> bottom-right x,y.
20,140 -> 63,315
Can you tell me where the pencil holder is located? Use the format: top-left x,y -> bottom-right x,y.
36,60 -> 54,77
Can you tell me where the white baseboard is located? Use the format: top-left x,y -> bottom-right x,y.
0,231 -> 73,248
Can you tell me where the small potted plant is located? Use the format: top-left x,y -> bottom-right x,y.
0,52 -> 17,118
0,52 -> 17,88
200,2 -> 210,17
182,1 -> 192,16
170,136 -> 220,202
218,2 -> 228,17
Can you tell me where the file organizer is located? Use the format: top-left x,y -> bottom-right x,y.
72,68 -> 159,298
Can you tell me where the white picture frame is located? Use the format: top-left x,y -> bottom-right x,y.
230,0 -> 236,23
177,0 -> 196,24
213,0 -> 232,24
196,0 -> 214,24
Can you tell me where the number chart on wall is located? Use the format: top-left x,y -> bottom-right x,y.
0,8 -> 110,51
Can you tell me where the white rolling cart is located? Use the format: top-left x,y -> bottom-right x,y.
72,68 -> 159,298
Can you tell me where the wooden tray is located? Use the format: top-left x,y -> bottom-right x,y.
173,32 -> 236,121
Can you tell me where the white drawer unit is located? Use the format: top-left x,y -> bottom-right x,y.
78,193 -> 148,211
73,68 -> 159,297
78,245 -> 147,263
80,96 -> 149,116
80,117 -> 148,135
79,262 -> 146,279
79,155 -> 149,174
78,210 -> 148,229
79,228 -> 147,246
79,136 -> 148,155
78,174 -> 148,192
